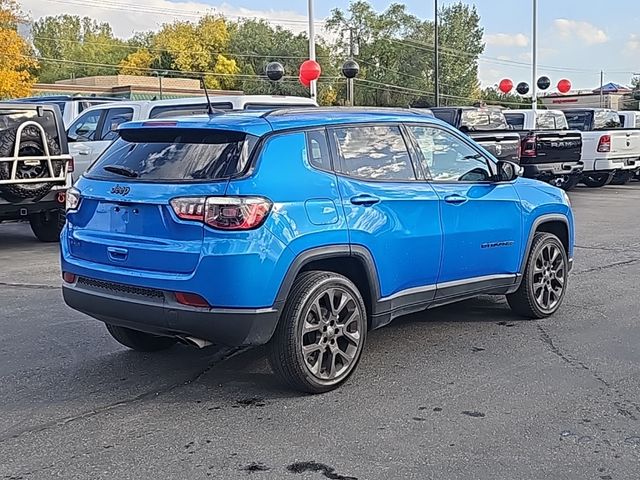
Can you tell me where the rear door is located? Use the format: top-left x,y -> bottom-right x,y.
68,127 -> 257,274
407,124 -> 523,286
331,124 -> 443,301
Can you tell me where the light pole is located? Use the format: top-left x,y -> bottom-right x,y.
308,0 -> 317,100
531,0 -> 538,111
434,0 -> 440,107
153,70 -> 168,100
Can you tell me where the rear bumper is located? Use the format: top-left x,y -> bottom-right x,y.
590,158 -> 640,172
0,192 -> 66,221
62,280 -> 282,347
522,161 -> 583,178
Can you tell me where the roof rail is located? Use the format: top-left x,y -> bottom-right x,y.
260,106 -> 433,118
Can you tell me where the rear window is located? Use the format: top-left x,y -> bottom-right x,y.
566,112 -> 590,131
86,128 -> 258,182
593,110 -> 621,129
536,111 -> 568,130
431,109 -> 456,126
461,110 -> 508,131
504,113 -> 525,130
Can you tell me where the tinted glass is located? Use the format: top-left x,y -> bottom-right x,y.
566,112 -> 590,131
431,109 -> 456,126
100,108 -> 134,141
409,125 -> 492,182
594,110 -> 621,129
86,129 -> 258,182
67,109 -> 102,141
504,113 -> 525,130
334,125 -> 415,181
306,130 -> 331,171
461,109 -> 508,130
536,113 -> 556,130
149,103 -> 233,119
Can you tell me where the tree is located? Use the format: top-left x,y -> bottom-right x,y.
0,0 -> 37,99
479,87 -> 531,108
118,49 -> 154,75
33,15 -> 130,82
326,1 -> 485,107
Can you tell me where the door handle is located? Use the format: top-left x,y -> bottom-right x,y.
76,149 -> 90,156
350,194 -> 380,207
444,194 -> 468,205
107,246 -> 128,261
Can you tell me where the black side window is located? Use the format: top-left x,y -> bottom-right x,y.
505,114 -> 525,130
67,109 -> 102,142
100,108 -> 134,141
334,125 -> 415,181
306,130 -> 331,171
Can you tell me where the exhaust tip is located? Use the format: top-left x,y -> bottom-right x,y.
179,336 -> 213,349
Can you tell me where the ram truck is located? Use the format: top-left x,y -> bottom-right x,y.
563,108 -> 640,186
504,109 -> 583,190
430,107 -> 521,163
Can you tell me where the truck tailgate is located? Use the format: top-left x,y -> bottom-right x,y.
469,132 -> 521,163
610,130 -> 640,158
532,130 -> 582,164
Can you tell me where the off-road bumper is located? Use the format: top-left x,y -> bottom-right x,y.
62,278 -> 282,347
0,191 -> 66,221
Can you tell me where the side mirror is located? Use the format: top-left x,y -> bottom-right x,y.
497,160 -> 521,182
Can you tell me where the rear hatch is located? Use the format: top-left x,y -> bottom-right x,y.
67,126 -> 259,274
530,130 -> 582,164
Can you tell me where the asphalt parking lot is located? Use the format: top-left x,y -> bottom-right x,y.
1,184 -> 640,480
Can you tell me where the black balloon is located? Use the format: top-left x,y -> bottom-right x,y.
265,62 -> 285,81
537,76 -> 551,91
342,59 -> 360,79
516,82 -> 530,95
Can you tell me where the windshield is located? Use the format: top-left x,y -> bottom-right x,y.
565,112 -> 590,131
504,113 -> 525,130
537,111 -> 568,130
86,128 -> 258,182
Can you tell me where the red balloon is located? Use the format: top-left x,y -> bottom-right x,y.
300,60 -> 322,82
499,78 -> 513,94
557,79 -> 572,94
299,74 -> 311,87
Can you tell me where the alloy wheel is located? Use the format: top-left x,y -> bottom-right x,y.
300,287 -> 364,382
532,243 -> 566,312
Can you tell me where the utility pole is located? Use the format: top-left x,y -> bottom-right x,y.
347,28 -> 356,106
434,0 -> 440,107
308,0 -> 317,101
531,0 -> 538,111
600,70 -> 604,108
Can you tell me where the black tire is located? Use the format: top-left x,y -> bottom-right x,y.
609,170 -> 633,186
105,324 -> 177,352
29,208 -> 66,242
581,173 -> 611,188
507,233 -> 569,319
555,175 -> 581,191
0,125 -> 64,201
268,271 -> 368,394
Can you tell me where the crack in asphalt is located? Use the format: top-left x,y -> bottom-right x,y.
0,281 -> 59,290
574,245 -> 639,253
573,258 -> 640,276
0,347 -> 244,444
537,324 -> 640,421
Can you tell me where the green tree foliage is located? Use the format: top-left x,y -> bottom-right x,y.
479,87 -> 532,108
326,1 -> 485,106
33,15 -> 130,82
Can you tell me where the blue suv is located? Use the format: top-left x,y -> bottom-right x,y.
61,108 -> 574,393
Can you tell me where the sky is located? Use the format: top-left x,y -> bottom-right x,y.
21,0 -> 640,91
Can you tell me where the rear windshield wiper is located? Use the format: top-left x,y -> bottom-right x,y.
103,165 -> 139,178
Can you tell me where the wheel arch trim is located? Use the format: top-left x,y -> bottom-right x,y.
520,213 -> 572,276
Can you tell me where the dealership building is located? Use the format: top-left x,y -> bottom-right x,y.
541,83 -> 639,110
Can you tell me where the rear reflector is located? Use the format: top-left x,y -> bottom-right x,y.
62,272 -> 76,283
175,292 -> 210,308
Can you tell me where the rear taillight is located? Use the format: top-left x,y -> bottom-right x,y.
597,134 -> 611,153
521,134 -> 537,157
170,196 -> 272,231
67,157 -> 74,173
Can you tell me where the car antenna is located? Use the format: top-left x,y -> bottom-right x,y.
200,76 -> 215,115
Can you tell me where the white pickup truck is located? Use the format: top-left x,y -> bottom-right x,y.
67,95 -> 318,180
563,108 -> 640,187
